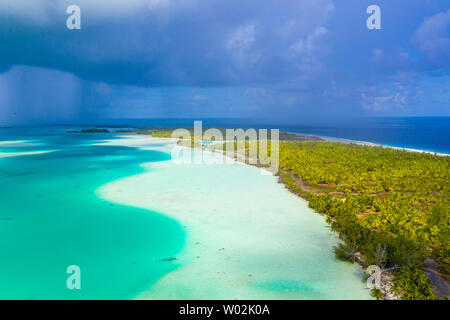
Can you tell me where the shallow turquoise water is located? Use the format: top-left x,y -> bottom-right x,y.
102,137 -> 372,300
0,128 -> 372,299
0,130 -> 185,299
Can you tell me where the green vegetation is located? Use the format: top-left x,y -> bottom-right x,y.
391,266 -> 436,300
141,127 -> 322,141
213,138 -> 449,299
278,141 -> 449,299
134,128 -> 450,299
371,287 -> 384,300
150,130 -> 176,138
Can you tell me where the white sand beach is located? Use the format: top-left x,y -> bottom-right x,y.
289,132 -> 450,157
98,135 -> 372,299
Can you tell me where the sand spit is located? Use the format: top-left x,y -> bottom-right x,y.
98,135 -> 372,299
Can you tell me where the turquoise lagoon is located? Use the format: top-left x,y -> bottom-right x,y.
0,129 -> 184,299
0,128 -> 371,299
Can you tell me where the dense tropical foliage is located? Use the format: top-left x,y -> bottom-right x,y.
150,129 -> 449,299
278,142 -> 449,299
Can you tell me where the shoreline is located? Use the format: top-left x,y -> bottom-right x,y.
285,131 -> 450,157
77,131 -> 448,299
82,124 -> 450,156
166,134 -> 448,299
35,123 -> 449,156
96,135 -> 373,300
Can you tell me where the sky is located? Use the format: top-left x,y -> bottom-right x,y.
0,0 -> 449,126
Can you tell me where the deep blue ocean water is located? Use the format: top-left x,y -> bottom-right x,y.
276,117 -> 450,154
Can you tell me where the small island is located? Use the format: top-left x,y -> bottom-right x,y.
67,128 -> 110,133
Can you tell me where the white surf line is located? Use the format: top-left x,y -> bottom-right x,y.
0,140 -> 30,146
0,140 -> 45,148
0,150 -> 56,158
286,132 -> 450,157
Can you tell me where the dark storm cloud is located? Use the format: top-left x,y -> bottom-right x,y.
0,0 -> 449,125
0,0 -> 335,86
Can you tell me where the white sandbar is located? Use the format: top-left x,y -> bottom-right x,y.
98,135 -> 372,299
